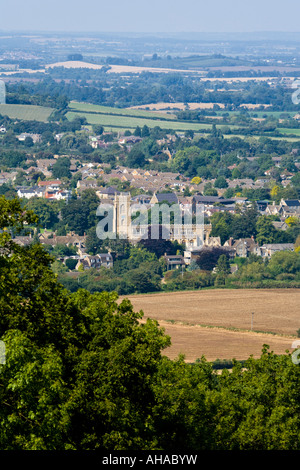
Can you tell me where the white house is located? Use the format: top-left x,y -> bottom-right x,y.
17,186 -> 45,199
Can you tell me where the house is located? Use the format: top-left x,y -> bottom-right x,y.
75,253 -> 113,270
89,136 -> 99,148
259,243 -> 295,258
96,186 -> 120,200
118,136 -> 142,145
256,200 -> 270,212
280,199 -> 300,213
0,175 -> 9,185
192,195 -> 245,210
39,232 -> 86,250
272,221 -> 289,231
57,190 -> 72,200
265,202 -> 281,216
278,204 -> 300,219
97,253 -> 114,268
272,156 -> 282,167
183,235 -> 223,264
185,245 -> 235,266
17,133 -> 42,144
164,254 -> 185,270
205,206 -> 236,217
38,180 -> 62,189
178,196 -> 193,209
17,186 -> 45,199
150,192 -> 179,205
35,159 -> 57,177
131,194 -> 151,205
76,179 -> 99,191
254,176 -> 272,187
192,195 -> 221,207
45,189 -> 71,201
13,235 -> 33,246
89,136 -> 112,149
224,237 -> 259,258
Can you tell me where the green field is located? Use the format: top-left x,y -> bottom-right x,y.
66,102 -> 300,140
66,110 -> 217,132
67,102 -> 240,133
0,104 -> 54,122
278,127 -> 300,136
69,101 -> 176,120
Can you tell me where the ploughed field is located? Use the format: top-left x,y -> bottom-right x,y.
120,289 -> 300,362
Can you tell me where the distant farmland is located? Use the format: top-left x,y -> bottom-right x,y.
68,101 -> 176,120
66,101 -> 237,133
278,127 -> 300,137
0,104 -> 54,122
66,110 -> 215,132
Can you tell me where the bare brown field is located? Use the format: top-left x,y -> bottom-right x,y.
120,289 -> 300,362
129,102 -> 271,112
46,61 -> 103,70
240,103 -> 272,109
0,69 -> 45,76
45,61 -> 198,75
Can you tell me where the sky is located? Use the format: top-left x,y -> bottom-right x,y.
0,0 -> 299,34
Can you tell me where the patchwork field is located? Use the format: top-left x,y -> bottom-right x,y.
67,101 -> 300,139
66,110 -> 218,132
0,104 -> 54,122
45,61 -> 203,75
67,101 -> 240,133
69,101 -> 176,120
44,62 -> 281,82
120,289 -> 300,362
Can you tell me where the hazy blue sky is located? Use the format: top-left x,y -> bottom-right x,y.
0,0 -> 299,33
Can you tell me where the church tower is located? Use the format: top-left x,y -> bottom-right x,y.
113,192 -> 131,239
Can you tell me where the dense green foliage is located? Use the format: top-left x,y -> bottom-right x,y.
210,209 -> 300,245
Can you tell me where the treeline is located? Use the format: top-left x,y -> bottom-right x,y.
6,73 -> 300,110
209,207 -> 300,245
0,113 -> 86,136
6,82 -> 69,109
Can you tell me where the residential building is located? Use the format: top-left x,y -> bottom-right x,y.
224,237 -> 259,258
150,192 -> 179,205
17,133 -> 42,144
75,253 -> 113,270
38,180 -> 62,189
259,243 -> 295,258
164,254 -> 185,270
17,186 -> 45,199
